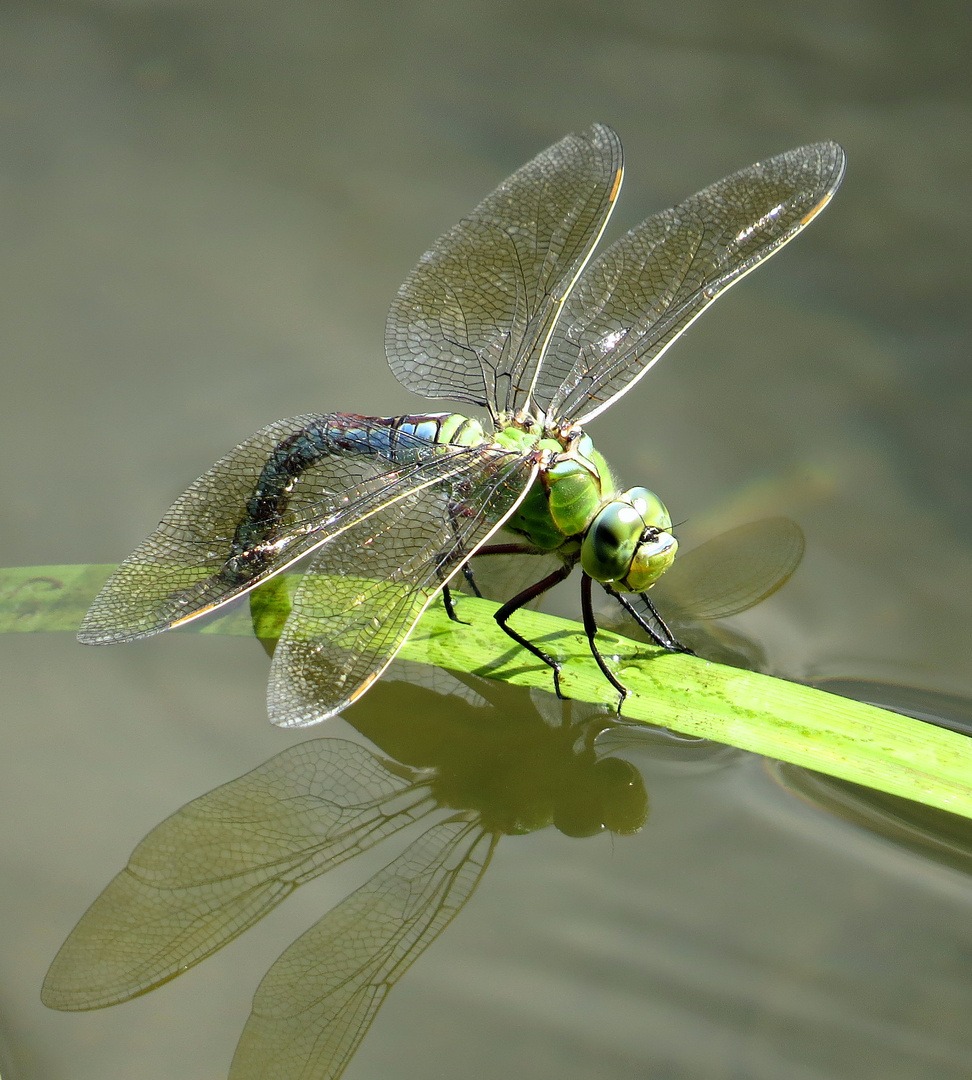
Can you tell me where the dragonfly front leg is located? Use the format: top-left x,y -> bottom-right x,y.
580,574 -> 630,714
493,562 -> 574,697
602,585 -> 693,654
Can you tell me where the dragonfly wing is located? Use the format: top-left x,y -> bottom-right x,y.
79,416 -> 507,644
228,820 -> 496,1080
41,740 -> 436,1010
539,142 -> 846,424
385,124 -> 622,418
267,453 -> 539,727
650,518 -> 805,621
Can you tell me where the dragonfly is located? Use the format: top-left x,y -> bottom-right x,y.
78,124 -> 845,726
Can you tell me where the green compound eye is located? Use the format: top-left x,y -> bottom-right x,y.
619,486 -> 672,531
581,488 -> 677,589
580,501 -> 644,582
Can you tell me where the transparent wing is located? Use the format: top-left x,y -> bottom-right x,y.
541,142 -> 846,424
41,740 -> 436,1011
268,454 -> 539,727
228,820 -> 496,1080
650,518 -> 805,620
385,124 -> 623,418
78,415 -> 520,644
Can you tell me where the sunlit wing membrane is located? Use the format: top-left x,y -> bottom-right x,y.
650,518 -> 805,621
41,740 -> 435,1010
539,142 -> 846,424
385,123 -> 622,418
78,416 -> 518,644
228,820 -> 496,1080
268,453 -> 539,727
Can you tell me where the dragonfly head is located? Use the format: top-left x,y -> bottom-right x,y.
580,486 -> 678,592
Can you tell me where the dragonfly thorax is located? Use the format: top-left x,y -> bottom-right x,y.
493,417 -> 678,592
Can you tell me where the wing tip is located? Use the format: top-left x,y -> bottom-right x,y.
77,609 -> 177,645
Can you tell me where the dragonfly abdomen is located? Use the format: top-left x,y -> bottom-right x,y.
226,413 -> 487,579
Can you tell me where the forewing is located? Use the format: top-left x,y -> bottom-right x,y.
651,518 -> 805,621
228,820 -> 496,1080
41,740 -> 436,1010
79,416 -> 498,643
385,124 -> 622,418
267,451 -> 538,727
541,142 -> 846,423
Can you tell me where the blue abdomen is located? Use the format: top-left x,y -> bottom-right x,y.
228,413 -> 483,573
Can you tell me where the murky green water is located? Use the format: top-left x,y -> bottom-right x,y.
1,2 -> 970,1078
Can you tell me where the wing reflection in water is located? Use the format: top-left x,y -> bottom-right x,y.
42,669 -> 656,1080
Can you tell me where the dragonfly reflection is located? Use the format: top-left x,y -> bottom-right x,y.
78,127 -> 844,724
43,674 -> 657,1080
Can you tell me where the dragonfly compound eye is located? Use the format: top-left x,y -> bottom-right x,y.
619,486 -> 672,531
580,501 -> 645,582
580,484 -> 678,586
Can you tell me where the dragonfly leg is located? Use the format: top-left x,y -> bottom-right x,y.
461,540 -> 545,604
461,563 -> 483,598
441,583 -> 468,624
581,574 -> 629,714
473,543 -> 545,557
449,543 -> 546,623
493,562 -> 573,697
603,586 -> 694,654
442,498 -> 485,600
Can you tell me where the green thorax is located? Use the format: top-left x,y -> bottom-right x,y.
489,418 -> 677,593
494,426 -> 615,551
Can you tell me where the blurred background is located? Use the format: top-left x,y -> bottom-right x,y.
1,1 -> 970,1078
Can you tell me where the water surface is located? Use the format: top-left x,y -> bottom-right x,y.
1,2 -> 970,1077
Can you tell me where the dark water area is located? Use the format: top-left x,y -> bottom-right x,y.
1,1 -> 970,1077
